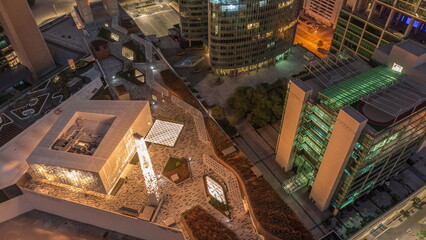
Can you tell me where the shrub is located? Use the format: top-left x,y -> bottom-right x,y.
182,206 -> 238,240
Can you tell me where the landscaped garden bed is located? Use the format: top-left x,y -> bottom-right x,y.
159,69 -> 313,240
181,205 -> 239,240
162,157 -> 191,184
203,175 -> 231,218
206,118 -> 314,240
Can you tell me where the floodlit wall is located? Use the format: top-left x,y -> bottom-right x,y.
100,104 -> 153,193
275,80 -> 312,171
310,107 -> 367,211
0,0 -> 55,77
22,189 -> 185,240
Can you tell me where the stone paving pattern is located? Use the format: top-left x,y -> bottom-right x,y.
23,32 -> 261,239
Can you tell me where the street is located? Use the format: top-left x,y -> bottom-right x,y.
294,21 -> 333,58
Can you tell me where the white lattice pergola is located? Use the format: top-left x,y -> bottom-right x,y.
144,119 -> 184,147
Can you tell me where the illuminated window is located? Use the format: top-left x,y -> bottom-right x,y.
278,0 -> 294,8
265,31 -> 273,37
247,22 -> 260,30
259,0 -> 267,7
205,176 -> 226,204
278,19 -> 297,32
122,46 -> 135,61
111,33 -> 119,41
144,120 -> 184,147
392,63 -> 403,73
221,4 -> 239,11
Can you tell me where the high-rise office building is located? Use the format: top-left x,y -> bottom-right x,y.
0,0 -> 55,78
179,0 -> 209,44
303,0 -> 346,27
276,41 -> 425,213
179,0 -> 300,75
330,0 -> 426,61
0,25 -> 19,72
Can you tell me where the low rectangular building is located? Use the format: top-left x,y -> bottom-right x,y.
27,100 -> 152,194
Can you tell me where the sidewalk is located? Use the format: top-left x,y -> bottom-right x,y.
233,120 -> 330,239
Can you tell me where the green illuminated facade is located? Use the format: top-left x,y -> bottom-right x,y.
278,62 -> 426,212
330,0 -> 426,61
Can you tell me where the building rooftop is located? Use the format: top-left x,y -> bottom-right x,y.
395,40 -> 426,56
27,100 -> 149,172
318,66 -> 405,111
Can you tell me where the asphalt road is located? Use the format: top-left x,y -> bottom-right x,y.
378,207 -> 426,240
294,22 -> 333,58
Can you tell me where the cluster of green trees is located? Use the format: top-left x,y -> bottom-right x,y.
227,79 -> 287,128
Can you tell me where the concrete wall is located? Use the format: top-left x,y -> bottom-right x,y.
21,189 -> 184,240
0,195 -> 34,223
310,107 -> 367,211
275,80 -> 312,171
100,103 -> 152,193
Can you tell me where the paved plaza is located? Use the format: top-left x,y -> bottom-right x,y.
194,45 -> 312,107
22,26 -> 261,239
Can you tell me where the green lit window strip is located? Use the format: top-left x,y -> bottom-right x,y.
318,66 -> 404,111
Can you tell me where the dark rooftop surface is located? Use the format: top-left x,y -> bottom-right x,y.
396,40 -> 426,56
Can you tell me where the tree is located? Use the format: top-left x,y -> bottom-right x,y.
317,40 -> 324,48
418,231 -> 426,240
211,105 -> 226,121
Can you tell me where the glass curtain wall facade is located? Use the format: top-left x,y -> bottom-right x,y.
331,0 -> 426,61
208,0 -> 299,75
179,0 -> 209,44
285,67 -> 426,212
0,25 -> 19,72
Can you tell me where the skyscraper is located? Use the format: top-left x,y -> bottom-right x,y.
180,0 -> 300,75
303,0 -> 346,27
330,0 -> 426,61
179,0 -> 209,44
276,42 -> 425,213
0,0 -> 55,78
0,25 -> 19,72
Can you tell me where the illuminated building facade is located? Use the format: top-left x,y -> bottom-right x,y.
331,0 -> 426,61
0,25 -> 19,72
0,0 -> 55,78
209,0 -> 300,75
179,0 -> 209,44
276,48 -> 426,213
179,0 -> 300,75
302,0 -> 345,27
27,100 -> 153,194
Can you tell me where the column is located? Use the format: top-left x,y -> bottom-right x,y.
310,107 -> 367,211
275,80 -> 312,171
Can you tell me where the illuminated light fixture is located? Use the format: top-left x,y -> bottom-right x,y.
392,63 -> 403,73
144,120 -> 184,147
135,138 -> 159,201
205,176 -> 227,204
111,33 -> 120,41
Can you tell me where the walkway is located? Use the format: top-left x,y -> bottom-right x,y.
233,120 -> 330,239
